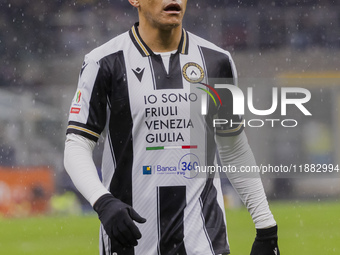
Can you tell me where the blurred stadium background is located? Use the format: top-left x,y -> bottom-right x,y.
0,0 -> 339,254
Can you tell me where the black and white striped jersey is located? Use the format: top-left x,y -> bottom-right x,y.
67,23 -> 243,255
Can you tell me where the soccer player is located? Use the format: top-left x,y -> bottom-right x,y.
64,0 -> 280,254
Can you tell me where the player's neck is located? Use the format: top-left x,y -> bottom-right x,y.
138,21 -> 182,53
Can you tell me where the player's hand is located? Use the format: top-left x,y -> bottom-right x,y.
250,225 -> 280,255
93,194 -> 146,247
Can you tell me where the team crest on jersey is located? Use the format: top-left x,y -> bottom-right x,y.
182,62 -> 204,83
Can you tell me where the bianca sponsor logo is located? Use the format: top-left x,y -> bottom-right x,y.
157,165 -> 177,172
156,164 -> 177,174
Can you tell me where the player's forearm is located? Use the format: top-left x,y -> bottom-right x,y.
64,134 -> 110,206
216,132 -> 276,229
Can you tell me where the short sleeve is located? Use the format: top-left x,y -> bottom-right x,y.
66,56 -> 108,142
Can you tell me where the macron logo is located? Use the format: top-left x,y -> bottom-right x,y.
273,247 -> 278,255
132,67 -> 145,82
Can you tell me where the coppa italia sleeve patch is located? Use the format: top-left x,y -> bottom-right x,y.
70,89 -> 82,114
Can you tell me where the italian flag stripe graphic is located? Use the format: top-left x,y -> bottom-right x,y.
146,145 -> 197,151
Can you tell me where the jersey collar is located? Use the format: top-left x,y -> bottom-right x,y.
129,22 -> 189,57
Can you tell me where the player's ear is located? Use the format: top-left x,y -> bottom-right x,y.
128,0 -> 140,8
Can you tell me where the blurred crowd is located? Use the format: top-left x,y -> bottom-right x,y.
0,0 -> 339,89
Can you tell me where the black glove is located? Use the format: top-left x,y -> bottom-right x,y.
93,194 -> 146,247
250,225 -> 280,255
